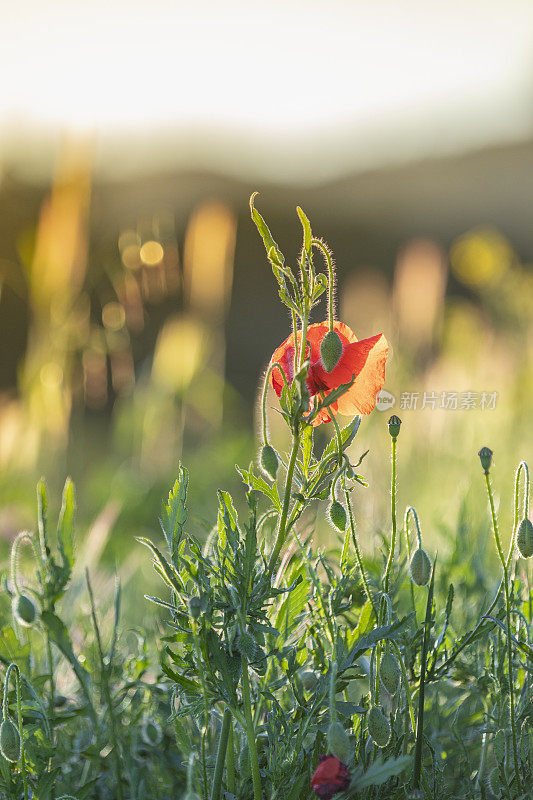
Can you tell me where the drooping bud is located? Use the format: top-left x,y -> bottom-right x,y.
328,501 -> 347,532
380,652 -> 401,695
478,446 -> 493,474
327,720 -> 351,764
260,444 -> 279,481
387,415 -> 401,440
409,548 -> 431,587
0,719 -> 21,763
367,706 -> 391,748
320,330 -> 343,373
188,596 -> 202,620
517,518 -> 533,559
11,593 -> 38,627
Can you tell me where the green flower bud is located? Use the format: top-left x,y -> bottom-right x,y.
260,444 -> 279,481
0,719 -> 21,763
486,767 -> 499,796
387,415 -> 401,439
380,652 -> 401,695
188,596 -> 202,620
517,518 -> 533,559
11,593 -> 38,627
236,631 -> 258,662
409,548 -> 431,587
328,501 -> 347,532
493,729 -> 506,764
320,330 -> 343,372
327,720 -> 351,763
367,706 -> 391,748
239,743 -> 251,777
301,670 -> 318,691
478,446 -> 493,474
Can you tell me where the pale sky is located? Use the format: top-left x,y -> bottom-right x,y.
1,0 -> 533,181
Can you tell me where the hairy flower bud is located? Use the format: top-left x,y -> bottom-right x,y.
0,719 -> 21,763
236,630 -> 260,663
409,548 -> 431,586
328,501 -> 347,532
188,596 -> 202,620
478,446 -> 493,474
517,518 -> 533,559
301,670 -> 318,691
12,593 -> 38,627
326,721 -> 351,764
260,444 -> 279,481
387,415 -> 401,439
320,330 -> 343,373
380,652 -> 401,695
367,706 -> 391,748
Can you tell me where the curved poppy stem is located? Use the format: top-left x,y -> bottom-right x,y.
3,664 -> 28,800
260,363 -> 288,445
267,430 -> 300,579
345,488 -> 376,617
514,461 -> 530,531
311,238 -> 335,331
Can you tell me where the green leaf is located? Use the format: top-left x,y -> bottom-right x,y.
160,464 -> 188,563
41,611 -> 92,700
322,416 -> 361,460
137,537 -> 184,595
250,193 -> 285,269
296,206 -> 312,257
352,755 -> 410,789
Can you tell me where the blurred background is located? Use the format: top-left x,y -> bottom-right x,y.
1,0 -> 533,571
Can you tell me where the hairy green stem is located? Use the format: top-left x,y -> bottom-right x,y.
267,431 -> 300,578
226,716 -> 236,795
211,709 -> 231,800
241,660 -> 262,800
383,437 -> 398,597
345,489 -> 376,616
484,473 -> 521,789
311,238 -> 335,331
413,567 -> 434,790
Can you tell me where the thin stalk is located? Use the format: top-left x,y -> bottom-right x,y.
267,431 -> 300,578
484,473 -> 521,790
86,571 -> 124,800
240,660 -> 262,800
514,461 -> 530,532
404,507 -> 421,620
226,717 -> 236,795
211,709 -> 231,800
383,436 -> 398,597
345,489 -> 376,616
261,362 -> 288,444
311,238 -> 335,331
3,664 -> 28,800
413,565 -> 434,791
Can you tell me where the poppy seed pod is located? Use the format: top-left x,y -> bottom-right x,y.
0,719 -> 21,763
188,596 -> 202,620
478,446 -> 493,474
328,501 -> 347,532
320,330 -> 343,373
260,444 -> 279,481
380,652 -> 401,695
517,518 -> 533,559
387,415 -> 401,439
326,720 -> 351,764
12,593 -> 38,627
409,548 -> 431,586
367,706 -> 391,748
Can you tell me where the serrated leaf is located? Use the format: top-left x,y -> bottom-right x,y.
296,206 -> 312,256
160,464 -> 188,563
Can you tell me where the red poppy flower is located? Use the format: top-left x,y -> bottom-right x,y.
269,321 -> 388,426
311,754 -> 350,799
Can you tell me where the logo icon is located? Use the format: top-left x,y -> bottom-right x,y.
376,389 -> 396,412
